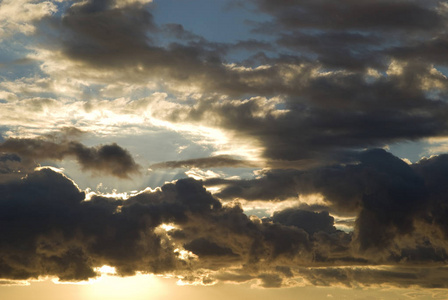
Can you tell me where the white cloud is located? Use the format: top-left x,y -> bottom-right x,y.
113,0 -> 153,8
0,0 -> 57,39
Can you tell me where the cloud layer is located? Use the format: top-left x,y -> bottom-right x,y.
1,149 -> 448,288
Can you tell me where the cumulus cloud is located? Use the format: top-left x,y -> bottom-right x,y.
2,149 -> 448,288
207,149 -> 448,261
0,167 -> 311,282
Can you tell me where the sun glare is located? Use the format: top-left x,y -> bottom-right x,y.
81,273 -> 166,300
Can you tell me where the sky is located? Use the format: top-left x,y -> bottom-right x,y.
2,0 -> 448,299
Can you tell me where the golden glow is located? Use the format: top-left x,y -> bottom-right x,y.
81,273 -> 166,300
297,193 -> 328,206
185,168 -> 221,180
159,223 -> 176,231
0,279 -> 30,286
424,136 -> 448,155
239,199 -> 303,216
174,248 -> 198,261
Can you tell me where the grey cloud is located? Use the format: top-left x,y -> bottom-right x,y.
207,149 -> 448,261
38,1 -> 448,168
0,153 -> 23,183
149,155 -> 258,169
2,161 -> 448,288
184,238 -> 238,258
253,0 -> 444,32
277,31 -> 385,71
258,273 -> 283,288
0,137 -> 140,178
10,0 -> 448,289
60,0 -> 156,68
161,23 -> 204,41
299,266 -> 448,289
389,34 -> 448,67
0,163 -> 336,284
273,209 -> 336,235
53,0 -> 224,83
206,169 -> 301,201
212,271 -> 254,283
0,169 -> 212,280
0,153 -> 21,174
149,55 -> 448,164
0,168 -> 312,282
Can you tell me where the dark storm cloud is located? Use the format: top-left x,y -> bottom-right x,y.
0,137 -> 140,178
149,155 -> 258,169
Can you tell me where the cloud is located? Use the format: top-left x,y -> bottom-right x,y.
0,168 -> 309,282
145,65 -> 448,165
2,150 -> 448,288
206,149 -> 448,261
5,0 -> 448,291
7,0 -> 448,171
0,0 -> 57,38
273,209 -> 336,235
149,155 -> 258,169
298,266 -> 448,289
184,238 -> 238,258
0,136 -> 141,178
253,0 -> 445,32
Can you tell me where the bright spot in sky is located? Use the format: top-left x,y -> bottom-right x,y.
159,223 -> 176,231
95,265 -> 117,275
82,274 -> 165,300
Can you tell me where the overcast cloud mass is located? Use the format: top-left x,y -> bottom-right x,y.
2,0 -> 448,296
